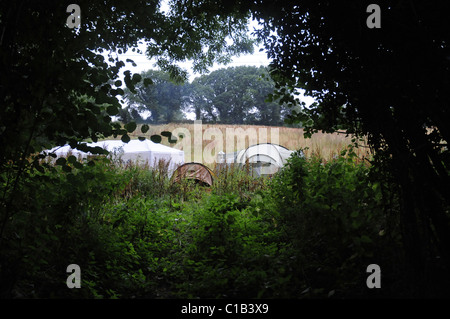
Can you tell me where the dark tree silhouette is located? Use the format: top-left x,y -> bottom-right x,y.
247,0 -> 450,293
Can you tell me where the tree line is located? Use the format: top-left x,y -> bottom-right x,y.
118,66 -> 294,126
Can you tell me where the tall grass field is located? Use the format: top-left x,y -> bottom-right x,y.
127,123 -> 372,165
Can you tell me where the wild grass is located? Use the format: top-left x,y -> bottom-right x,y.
126,123 -> 372,164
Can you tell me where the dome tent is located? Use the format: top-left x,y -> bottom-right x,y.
171,162 -> 215,187
217,143 -> 297,177
45,139 -> 185,172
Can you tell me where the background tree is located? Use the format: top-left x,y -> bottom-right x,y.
186,81 -> 218,122
120,69 -> 188,124
189,66 -> 288,125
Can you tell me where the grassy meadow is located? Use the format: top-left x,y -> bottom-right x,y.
126,123 -> 373,165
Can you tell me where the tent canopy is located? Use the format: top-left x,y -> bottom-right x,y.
171,162 -> 215,186
217,143 -> 296,176
46,139 -> 184,171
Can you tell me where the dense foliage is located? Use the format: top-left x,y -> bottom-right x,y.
0,1 -> 252,291
2,149 -> 432,298
119,66 -> 292,126
119,69 -> 189,124
244,0 -> 450,289
187,66 -> 289,125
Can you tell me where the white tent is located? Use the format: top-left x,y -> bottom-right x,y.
217,143 -> 297,177
46,139 -> 184,172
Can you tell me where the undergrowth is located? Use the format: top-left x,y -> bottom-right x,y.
0,146 -> 414,298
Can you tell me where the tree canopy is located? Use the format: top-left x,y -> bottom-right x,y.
119,69 -> 189,124
189,66 -> 289,125
120,66 -> 290,125
246,0 -> 450,285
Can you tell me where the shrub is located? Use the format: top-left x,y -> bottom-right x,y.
264,147 -> 402,297
172,193 -> 288,298
0,157 -> 130,298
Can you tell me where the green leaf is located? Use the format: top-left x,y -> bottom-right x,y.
121,134 -> 131,143
124,70 -> 136,93
126,58 -> 137,67
62,165 -> 72,173
143,78 -> 153,87
150,135 -> 162,143
92,146 -> 109,155
124,121 -> 137,133
107,105 -> 119,116
360,235 -> 372,244
132,73 -> 142,83
67,155 -> 77,164
141,124 -> 150,134
35,164 -> 45,173
161,131 -> 172,137
55,157 -> 66,166
73,161 -> 84,169
138,136 -> 146,141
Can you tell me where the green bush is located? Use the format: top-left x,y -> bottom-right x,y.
0,157 -> 129,298
0,147 -> 405,299
172,193 -> 289,298
264,148 -> 402,297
